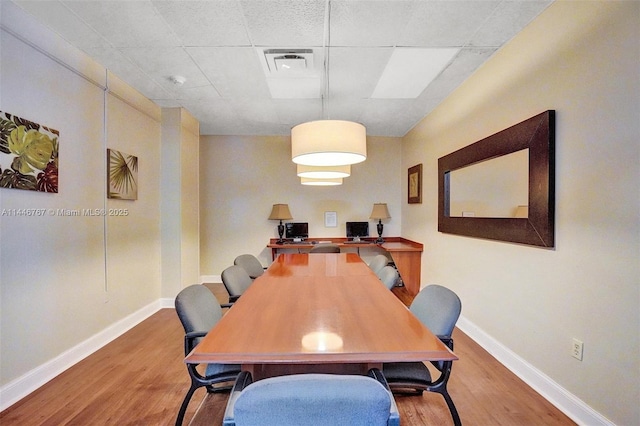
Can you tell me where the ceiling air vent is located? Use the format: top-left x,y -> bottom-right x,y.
264,49 -> 314,74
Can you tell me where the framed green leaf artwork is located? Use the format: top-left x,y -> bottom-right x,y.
0,111 -> 59,193
107,148 -> 138,200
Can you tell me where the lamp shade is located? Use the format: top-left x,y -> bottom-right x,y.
268,204 -> 293,220
370,203 -> 391,220
300,177 -> 343,186
291,120 -> 366,166
297,164 -> 351,179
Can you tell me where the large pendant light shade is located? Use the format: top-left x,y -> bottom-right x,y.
291,120 -> 366,166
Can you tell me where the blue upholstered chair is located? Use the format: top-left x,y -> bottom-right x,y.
368,254 -> 390,276
233,254 -> 265,280
377,265 -> 399,290
221,265 -> 253,304
174,285 -> 241,426
383,284 -> 462,426
223,369 -> 399,426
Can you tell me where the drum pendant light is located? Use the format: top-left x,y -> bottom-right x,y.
291,2 -> 366,167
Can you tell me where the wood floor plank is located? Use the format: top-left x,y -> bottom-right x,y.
0,284 -> 575,425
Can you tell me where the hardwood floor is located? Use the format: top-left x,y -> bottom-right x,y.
0,284 -> 575,425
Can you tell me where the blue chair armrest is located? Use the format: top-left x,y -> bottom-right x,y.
368,368 -> 400,426
222,371 -> 253,426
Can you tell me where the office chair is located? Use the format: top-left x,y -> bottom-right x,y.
377,265 -> 399,290
174,285 -> 241,426
223,369 -> 399,426
368,254 -> 389,276
221,265 -> 253,303
234,254 -> 265,280
383,284 -> 462,426
309,243 -> 341,253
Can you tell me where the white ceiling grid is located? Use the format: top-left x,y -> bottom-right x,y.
10,0 -> 553,136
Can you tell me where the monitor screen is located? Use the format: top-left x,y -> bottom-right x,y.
285,222 -> 309,239
346,222 -> 369,239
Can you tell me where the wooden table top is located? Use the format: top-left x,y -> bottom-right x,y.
186,253 -> 456,365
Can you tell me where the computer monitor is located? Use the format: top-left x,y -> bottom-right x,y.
346,222 -> 369,241
285,222 -> 309,240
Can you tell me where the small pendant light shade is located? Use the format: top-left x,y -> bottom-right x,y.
297,164 -> 351,179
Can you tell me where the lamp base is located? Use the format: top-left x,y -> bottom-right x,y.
277,222 -> 285,244
376,220 -> 384,244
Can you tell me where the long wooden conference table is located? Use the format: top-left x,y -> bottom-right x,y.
186,253 -> 456,381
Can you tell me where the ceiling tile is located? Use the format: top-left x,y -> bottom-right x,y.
62,0 -> 181,47
240,0 -> 326,46
82,46 -> 174,100
13,0 -> 109,48
371,47 -> 460,99
360,99 -> 417,136
417,47 -> 497,101
174,85 -> 221,101
329,1 -> 414,47
152,0 -> 251,46
187,47 -> 271,99
273,99 -> 323,128
399,1 -> 500,47
119,47 -> 210,91
469,1 -> 553,47
328,47 -> 393,99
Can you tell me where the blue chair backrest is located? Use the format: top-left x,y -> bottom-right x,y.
410,284 -> 462,337
175,284 -> 223,335
233,374 -> 392,426
221,265 -> 253,298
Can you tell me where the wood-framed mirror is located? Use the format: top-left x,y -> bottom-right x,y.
438,110 -> 555,248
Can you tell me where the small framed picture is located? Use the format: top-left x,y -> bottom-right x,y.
408,164 -> 422,204
107,148 -> 138,200
324,211 -> 337,227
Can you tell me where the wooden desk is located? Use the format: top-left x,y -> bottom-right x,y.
268,237 -> 424,295
186,253 -> 456,380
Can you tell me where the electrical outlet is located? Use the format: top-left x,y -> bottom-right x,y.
571,338 -> 583,361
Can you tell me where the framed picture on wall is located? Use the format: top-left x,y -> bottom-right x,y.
408,164 -> 422,204
107,148 -> 138,200
0,111 -> 59,193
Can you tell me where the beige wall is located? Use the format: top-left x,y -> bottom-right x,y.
402,2 -> 639,424
0,2 -> 162,392
199,135 -> 402,274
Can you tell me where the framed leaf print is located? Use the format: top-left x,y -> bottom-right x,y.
408,164 -> 422,204
107,149 -> 138,200
0,111 -> 59,193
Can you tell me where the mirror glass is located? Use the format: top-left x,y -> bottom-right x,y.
449,149 -> 529,218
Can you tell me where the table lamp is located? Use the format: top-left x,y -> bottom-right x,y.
370,203 -> 391,243
268,204 -> 293,244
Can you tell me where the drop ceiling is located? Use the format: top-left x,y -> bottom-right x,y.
9,0 -> 553,136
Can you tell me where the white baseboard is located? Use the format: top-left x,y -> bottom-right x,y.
456,315 -> 613,426
0,299 -> 163,411
200,275 -> 221,284
160,297 -> 175,308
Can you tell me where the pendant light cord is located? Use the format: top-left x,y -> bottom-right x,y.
323,0 -> 331,120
